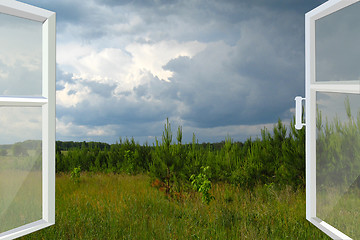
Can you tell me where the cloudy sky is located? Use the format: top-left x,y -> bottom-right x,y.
15,0 -> 326,144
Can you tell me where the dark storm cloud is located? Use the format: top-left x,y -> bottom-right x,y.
20,0 -> 110,40
19,0 -> 329,143
93,0 -> 154,7
160,19 -> 304,128
20,0 -> 89,23
249,0 -> 326,12
57,95 -> 173,128
20,0 -> 326,45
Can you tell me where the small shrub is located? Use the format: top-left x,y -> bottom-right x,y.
123,150 -> 135,174
190,166 -> 215,204
70,166 -> 81,184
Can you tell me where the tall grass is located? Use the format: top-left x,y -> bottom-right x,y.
20,173 -> 329,239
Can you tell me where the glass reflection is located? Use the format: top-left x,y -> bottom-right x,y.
315,2 -> 360,82
316,92 -> 360,238
0,13 -> 42,96
0,107 -> 42,233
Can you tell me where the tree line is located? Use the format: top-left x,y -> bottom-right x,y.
56,116 -> 305,191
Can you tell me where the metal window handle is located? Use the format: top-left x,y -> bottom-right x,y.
295,96 -> 305,130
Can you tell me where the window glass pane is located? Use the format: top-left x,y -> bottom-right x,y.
0,13 -> 42,96
316,92 -> 360,238
0,107 -> 42,233
315,2 -> 360,82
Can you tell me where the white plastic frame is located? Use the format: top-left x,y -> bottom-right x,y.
305,1 -> 360,239
0,1 -> 55,239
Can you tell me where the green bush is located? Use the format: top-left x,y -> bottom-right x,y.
70,167 -> 81,184
190,166 -> 215,204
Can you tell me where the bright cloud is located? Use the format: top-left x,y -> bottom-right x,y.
56,40 -> 206,107
56,80 -> 91,107
126,40 -> 206,82
58,40 -> 205,85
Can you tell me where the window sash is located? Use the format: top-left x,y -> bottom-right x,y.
0,0 -> 53,23
0,1 -> 55,239
306,0 -> 359,239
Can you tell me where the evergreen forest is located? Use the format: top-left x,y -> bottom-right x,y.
55,116 -> 305,192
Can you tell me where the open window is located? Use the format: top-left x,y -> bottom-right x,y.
296,0 -> 360,239
0,1 -> 55,239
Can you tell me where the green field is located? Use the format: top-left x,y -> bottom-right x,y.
18,173 -> 329,240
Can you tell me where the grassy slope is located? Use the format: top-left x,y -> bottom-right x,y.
20,173 -> 330,240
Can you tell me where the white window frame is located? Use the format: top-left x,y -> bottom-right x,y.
305,0 -> 359,239
0,0 -> 55,239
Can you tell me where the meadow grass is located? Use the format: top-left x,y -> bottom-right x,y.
19,173 -> 330,240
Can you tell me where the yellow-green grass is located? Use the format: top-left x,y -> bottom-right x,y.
18,173 -> 330,239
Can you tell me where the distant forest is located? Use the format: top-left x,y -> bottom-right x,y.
56,139 -> 244,152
